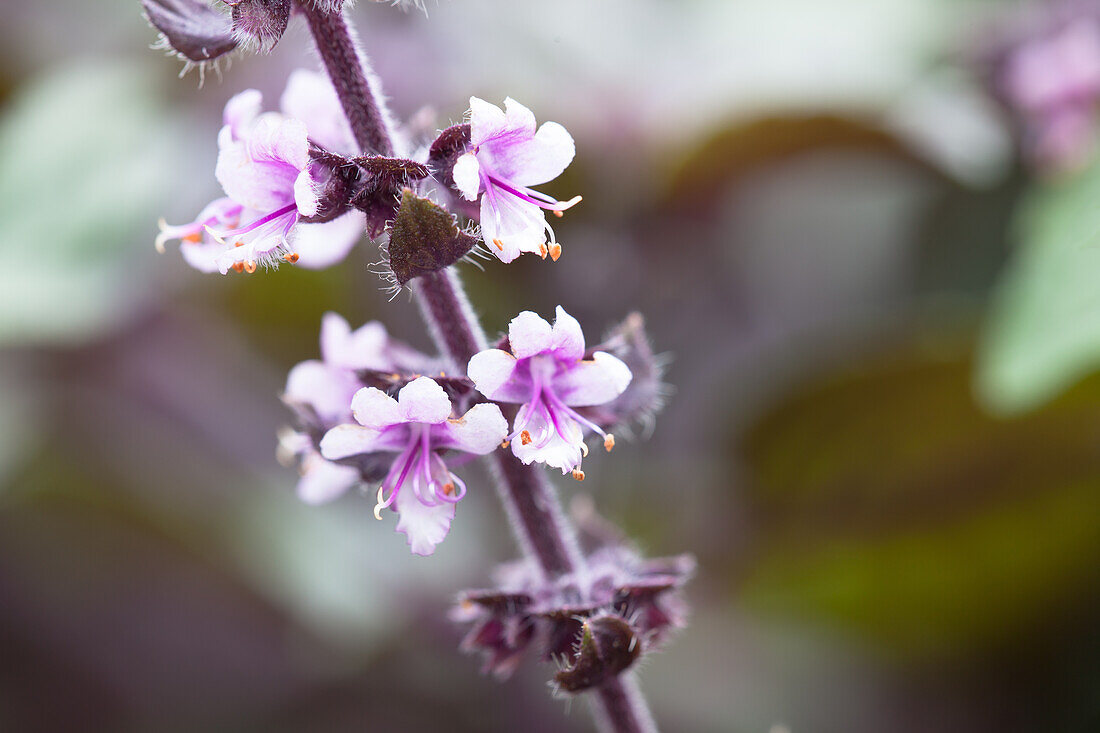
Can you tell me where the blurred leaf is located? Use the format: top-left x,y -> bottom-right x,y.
740,338 -> 1100,659
977,159 -> 1100,413
0,61 -> 176,344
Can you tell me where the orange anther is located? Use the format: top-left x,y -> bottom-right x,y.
234,240 -> 244,248
283,252 -> 300,264
492,238 -> 505,251
549,243 -> 562,261
183,232 -> 202,244
552,210 -> 563,218
538,243 -> 548,259
571,469 -> 585,482
520,430 -> 532,446
244,261 -> 257,274
604,434 -> 615,452
231,262 -> 245,273
442,482 -> 455,496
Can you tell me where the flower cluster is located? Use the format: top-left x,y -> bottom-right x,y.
146,0 -> 683,712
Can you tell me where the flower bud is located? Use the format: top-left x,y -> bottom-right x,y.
350,156 -> 430,236
384,189 -> 479,287
553,615 -> 641,694
227,0 -> 291,51
142,0 -> 237,63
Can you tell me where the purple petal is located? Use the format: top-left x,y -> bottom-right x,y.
508,311 -> 555,360
435,403 -> 508,455
396,377 -> 452,424
468,96 -> 510,148
554,352 -> 632,408
395,482 -> 456,556
351,386 -> 404,429
479,195 -> 547,263
215,115 -> 308,212
510,411 -> 584,474
484,121 -> 575,188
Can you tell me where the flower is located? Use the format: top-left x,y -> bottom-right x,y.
320,377 -> 508,555
467,307 -> 631,476
156,71 -> 366,273
281,313 -> 436,505
452,97 -> 580,263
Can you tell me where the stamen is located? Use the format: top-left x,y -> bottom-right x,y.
520,430 -> 533,446
580,442 -> 589,458
244,260 -> 257,274
572,468 -> 585,481
183,232 -> 202,243
538,243 -> 548,259
604,434 -> 615,452
552,210 -> 563,218
231,262 -> 245,273
492,238 -> 504,251
549,243 -> 562,261
283,252 -> 300,264
374,487 -> 386,520
442,482 -> 455,496
234,240 -> 244,248
500,439 -> 509,449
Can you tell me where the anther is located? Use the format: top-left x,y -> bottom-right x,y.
500,440 -> 510,449
442,482 -> 455,497
183,232 -> 202,244
492,238 -> 504,251
283,252 -> 300,263
231,262 -> 245,273
244,260 -> 257,274
520,430 -> 533,446
549,242 -> 562,261
604,434 -> 615,452
234,240 -> 244,248
552,210 -> 563,218
572,468 -> 585,481
373,487 -> 386,520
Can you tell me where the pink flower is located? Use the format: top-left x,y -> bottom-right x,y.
468,307 -> 631,477
320,377 -> 508,555
452,97 -> 580,263
281,313 -> 436,506
156,71 -> 365,273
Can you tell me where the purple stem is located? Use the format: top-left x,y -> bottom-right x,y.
296,4 -> 656,731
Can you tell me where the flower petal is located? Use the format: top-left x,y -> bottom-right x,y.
508,311 -> 555,359
452,152 -> 481,201
503,97 -> 537,136
397,376 -> 452,424
284,360 -> 358,424
551,305 -> 585,361
351,386 -> 404,429
395,482 -> 456,556
468,348 -> 529,403
293,211 -> 365,270
554,351 -> 633,407
223,89 -> 262,141
320,423 -> 405,459
320,311 -> 389,370
293,168 -> 319,217
468,96 -> 509,148
511,410 -> 584,473
297,453 -> 359,504
436,403 -> 508,454
487,120 -> 576,188
215,115 -> 308,212
279,69 -> 357,154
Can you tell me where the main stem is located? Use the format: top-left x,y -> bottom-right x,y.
299,6 -> 656,732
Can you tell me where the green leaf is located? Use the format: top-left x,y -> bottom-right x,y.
977,159 -> 1100,413
0,62 -> 176,344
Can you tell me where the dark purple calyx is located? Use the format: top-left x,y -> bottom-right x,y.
142,0 -> 238,62
385,189 -> 479,286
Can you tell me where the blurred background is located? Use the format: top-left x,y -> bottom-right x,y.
1,0 -> 1099,730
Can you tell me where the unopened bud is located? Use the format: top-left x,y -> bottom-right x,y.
142,0 -> 237,63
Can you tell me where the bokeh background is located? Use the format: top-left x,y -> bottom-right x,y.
1,1 -> 1099,731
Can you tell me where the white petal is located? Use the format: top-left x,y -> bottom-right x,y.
468,96 -> 508,147
293,212 -> 365,270
510,412 -> 584,473
222,89 -> 263,141
508,311 -> 555,359
502,97 -> 537,136
467,349 -> 523,402
452,153 -> 482,201
551,306 -> 585,361
351,386 -> 404,429
397,377 -> 452,424
395,485 -> 456,556
554,352 -> 633,407
297,453 -> 359,505
441,403 -> 509,455
320,424 -> 388,460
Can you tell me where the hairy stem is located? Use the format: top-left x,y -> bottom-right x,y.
299,5 -> 656,731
